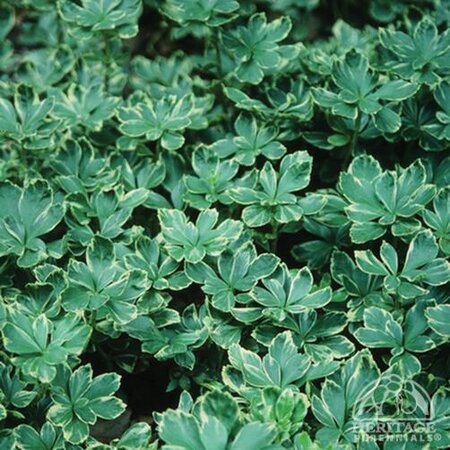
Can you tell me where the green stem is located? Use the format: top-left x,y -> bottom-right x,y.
214,29 -> 223,78
351,112 -> 362,152
0,350 -> 11,363
343,112 -> 362,168
255,237 -> 271,253
37,382 -> 48,401
103,34 -> 110,63
90,310 -> 97,329
19,146 -> 27,169
270,221 -> 280,254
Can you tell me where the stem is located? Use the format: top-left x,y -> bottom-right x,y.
103,34 -> 111,91
90,310 -> 97,329
351,112 -> 362,153
255,237 -> 271,253
103,34 -> 110,63
19,145 -> 27,169
270,221 -> 280,254
214,28 -> 223,78
0,350 -> 11,363
343,112 -> 362,168
36,382 -> 48,401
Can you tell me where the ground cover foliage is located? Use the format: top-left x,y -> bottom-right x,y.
0,0 -> 450,448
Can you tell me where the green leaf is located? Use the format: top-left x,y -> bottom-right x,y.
2,311 -> 91,383
158,208 -> 243,263
186,247 -> 279,312
184,146 -> 239,208
15,422 -> 64,450
354,307 -> 402,349
379,16 -> 449,84
158,410 -> 204,450
374,106 -> 401,133
51,82 -> 120,131
62,237 -> 146,325
156,389 -> 280,450
340,156 -> 435,243
426,305 -> 450,337
403,300 -> 435,353
211,114 -> 286,166
113,422 -> 152,449
374,79 -> 419,101
230,422 -> 277,450
230,151 -> 313,228
355,249 -> 390,276
0,181 -> 64,267
223,13 -> 297,84
0,98 -> 19,134
402,230 -> 450,285
118,95 -> 194,150
311,351 -> 379,445
162,0 -> 239,35
422,187 -> 450,255
48,365 -> 125,445
59,0 -> 143,39
251,264 -> 331,320
0,363 -> 36,412
228,331 -> 311,389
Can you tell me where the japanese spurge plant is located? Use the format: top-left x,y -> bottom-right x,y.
0,0 -> 450,449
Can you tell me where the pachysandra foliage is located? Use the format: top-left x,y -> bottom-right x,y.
0,0 -> 449,449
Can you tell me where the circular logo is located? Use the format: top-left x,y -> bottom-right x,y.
351,374 -> 434,443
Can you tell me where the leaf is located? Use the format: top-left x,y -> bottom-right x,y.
158,209 -> 243,263
2,311 -> 91,383
402,230 -> 450,285
185,146 -> 239,208
156,390 -> 279,450
403,229 -> 438,275
113,422 -> 152,448
354,307 -> 402,349
229,422 -> 277,450
355,249 -> 390,276
0,181 -> 64,267
252,264 -> 331,320
200,390 -> 239,435
426,305 -> 450,337
403,300 -> 435,353
0,98 -> 19,134
212,114 -> 286,166
51,82 -> 120,131
379,16 -> 449,84
228,331 -> 311,389
162,0 -> 239,33
223,13 -> 297,84
0,363 -> 36,412
62,237 -> 146,325
230,151 -> 312,228
374,106 -> 401,133
48,365 -> 125,445
374,80 -> 419,101
60,0 -> 143,39
311,351 -> 379,444
186,248 -> 279,312
340,156 -> 436,243
15,422 -> 64,450
423,187 -> 450,255
118,95 -> 193,150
